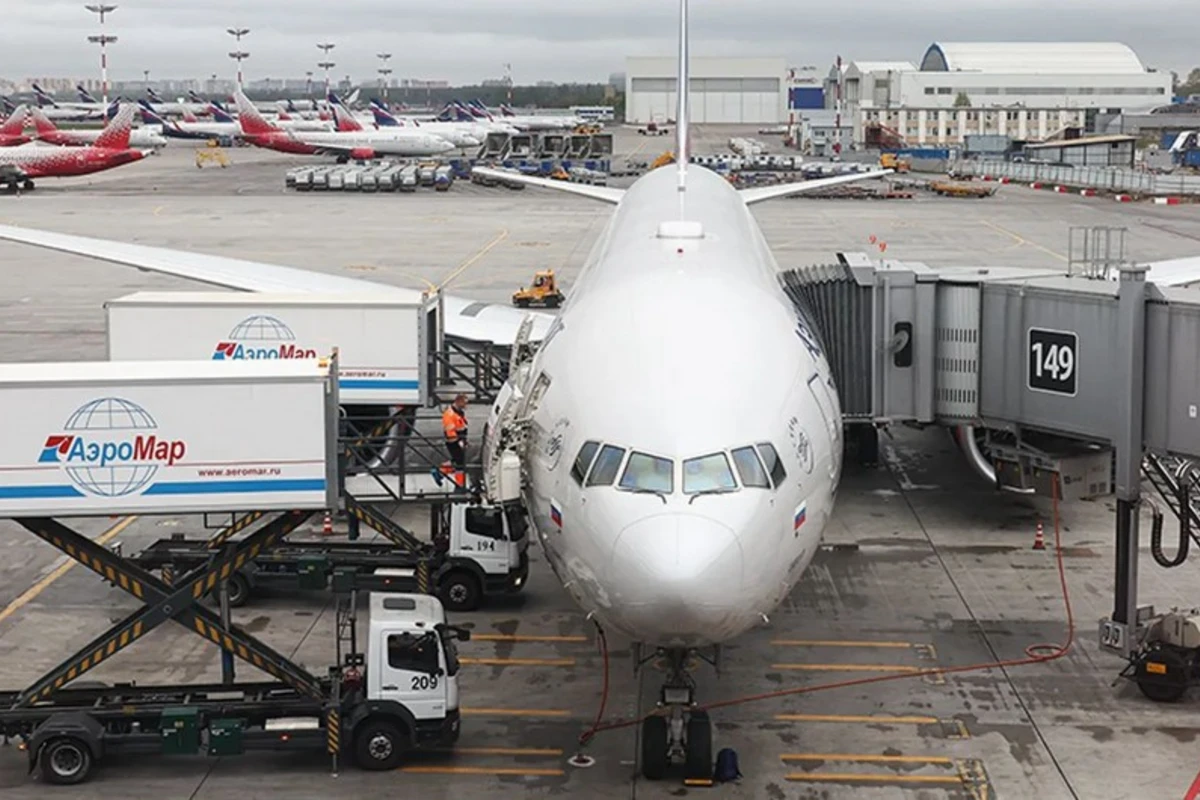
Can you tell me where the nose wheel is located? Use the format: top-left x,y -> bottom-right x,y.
638,647 -> 715,785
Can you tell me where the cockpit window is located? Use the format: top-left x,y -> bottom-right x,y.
756,442 -> 787,487
586,445 -> 626,487
731,446 -> 770,488
683,453 -> 737,494
618,452 -> 674,494
571,440 -> 601,485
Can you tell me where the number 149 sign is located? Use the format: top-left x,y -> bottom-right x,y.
1027,328 -> 1078,396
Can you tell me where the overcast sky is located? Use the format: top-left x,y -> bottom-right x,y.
5,0 -> 1195,86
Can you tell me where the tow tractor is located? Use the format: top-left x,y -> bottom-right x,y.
639,121 -> 670,136
512,269 -> 565,309
127,498 -> 529,612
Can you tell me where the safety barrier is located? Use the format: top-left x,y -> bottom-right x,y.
952,160 -> 1200,197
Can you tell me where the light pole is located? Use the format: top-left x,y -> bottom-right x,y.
317,42 -> 336,95
227,28 -> 250,87
85,4 -> 118,107
143,69 -> 149,90
503,62 -> 513,105
377,52 -> 392,100
305,71 -> 314,99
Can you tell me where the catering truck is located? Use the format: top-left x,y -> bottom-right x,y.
105,292 -> 431,406
0,359 -> 339,517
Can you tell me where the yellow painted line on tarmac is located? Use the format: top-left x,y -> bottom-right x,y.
980,220 -> 1068,262
400,766 -> 565,777
782,753 -> 954,765
470,634 -> 588,643
461,707 -> 571,718
437,228 -> 509,290
461,656 -> 575,667
0,516 -> 138,626
771,663 -> 922,673
774,713 -> 939,725
786,772 -> 963,785
771,639 -> 913,648
450,747 -> 563,757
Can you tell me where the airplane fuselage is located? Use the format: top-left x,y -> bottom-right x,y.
508,165 -> 842,648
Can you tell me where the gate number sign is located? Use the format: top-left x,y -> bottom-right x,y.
1028,328 -> 1077,396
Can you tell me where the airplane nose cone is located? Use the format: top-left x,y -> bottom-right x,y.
607,514 -> 745,645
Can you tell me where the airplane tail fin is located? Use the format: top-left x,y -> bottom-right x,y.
138,101 -> 170,127
344,88 -> 360,106
105,99 -> 121,121
232,88 -> 279,135
29,106 -> 57,135
187,90 -> 205,104
0,105 -> 29,136
499,103 -> 517,118
76,84 -> 99,104
370,99 -> 399,127
1,97 -> 16,116
675,0 -> 689,194
182,108 -> 199,123
209,104 -> 235,124
146,87 -> 163,103
31,84 -> 57,108
94,103 -> 135,149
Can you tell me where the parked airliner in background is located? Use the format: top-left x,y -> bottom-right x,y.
367,100 -> 482,149
0,106 -> 33,146
0,104 -> 145,191
470,99 -> 582,131
29,107 -> 167,149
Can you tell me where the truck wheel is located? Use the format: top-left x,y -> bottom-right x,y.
211,573 -> 251,608
40,737 -> 93,785
439,570 -> 482,612
545,296 -> 561,309
515,298 -> 530,308
353,720 -> 409,771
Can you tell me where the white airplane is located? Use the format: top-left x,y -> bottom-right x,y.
6,0 -> 1197,782
29,106 -> 168,150
468,100 -> 581,131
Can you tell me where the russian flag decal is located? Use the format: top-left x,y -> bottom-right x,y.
550,499 -> 563,528
794,502 -> 807,531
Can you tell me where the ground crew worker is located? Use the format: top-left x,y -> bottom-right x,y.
442,394 -> 469,487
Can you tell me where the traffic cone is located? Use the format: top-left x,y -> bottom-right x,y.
322,512 -> 333,536
1032,521 -> 1046,550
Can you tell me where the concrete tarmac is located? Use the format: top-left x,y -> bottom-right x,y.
1,126 -> 1200,798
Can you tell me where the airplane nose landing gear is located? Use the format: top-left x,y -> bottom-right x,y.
639,647 -> 714,785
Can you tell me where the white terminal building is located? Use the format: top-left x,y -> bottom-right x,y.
625,56 -> 787,124
828,42 -> 1172,146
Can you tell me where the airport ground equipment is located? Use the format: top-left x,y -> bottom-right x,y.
1116,607 -> 1200,702
639,122 -> 670,136
105,291 -> 431,407
128,498 -> 529,612
929,180 -> 995,198
512,270 -> 565,309
777,232 -> 1200,669
880,153 -> 910,173
194,148 -> 229,169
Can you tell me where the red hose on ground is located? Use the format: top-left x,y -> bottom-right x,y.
577,622 -> 610,747
577,475 -> 1076,740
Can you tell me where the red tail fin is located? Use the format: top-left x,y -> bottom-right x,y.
28,107 -> 58,135
0,104 -> 28,136
232,89 -> 279,135
94,103 -> 134,149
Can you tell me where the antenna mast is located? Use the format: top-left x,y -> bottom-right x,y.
676,0 -> 689,193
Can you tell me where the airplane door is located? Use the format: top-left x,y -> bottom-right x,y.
377,628 -> 446,721
807,373 -> 842,479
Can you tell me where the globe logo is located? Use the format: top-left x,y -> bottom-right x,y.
229,315 -> 295,342
51,398 -> 162,497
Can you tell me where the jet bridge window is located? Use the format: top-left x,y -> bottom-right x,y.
571,440 -> 601,485
586,445 -> 626,487
619,452 -> 674,494
756,442 -> 787,487
683,453 -> 737,494
731,446 -> 770,488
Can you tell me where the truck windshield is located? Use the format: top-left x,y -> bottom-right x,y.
439,629 -> 461,677
504,504 -> 529,541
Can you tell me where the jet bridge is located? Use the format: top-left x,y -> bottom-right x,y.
781,244 -> 1200,659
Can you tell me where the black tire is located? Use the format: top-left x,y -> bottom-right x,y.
40,737 -> 93,786
211,572 -> 251,608
684,711 -> 713,782
353,719 -> 409,771
545,296 -> 561,309
22,180 -> 34,191
515,298 -> 530,308
640,715 -> 669,781
439,570 -> 482,612
1136,647 -> 1190,703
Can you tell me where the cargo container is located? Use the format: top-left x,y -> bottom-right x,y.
0,359 -> 338,517
106,292 -> 429,406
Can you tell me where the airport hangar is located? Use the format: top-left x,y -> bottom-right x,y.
624,56 -> 788,124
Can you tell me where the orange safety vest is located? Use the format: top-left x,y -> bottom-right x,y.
442,406 -> 467,442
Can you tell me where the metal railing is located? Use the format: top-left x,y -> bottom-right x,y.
951,160 -> 1200,197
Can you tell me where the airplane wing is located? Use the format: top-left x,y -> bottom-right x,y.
0,224 -> 554,346
738,169 -> 893,205
471,167 -> 625,204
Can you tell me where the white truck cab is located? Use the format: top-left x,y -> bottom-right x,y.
435,501 -> 529,611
